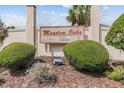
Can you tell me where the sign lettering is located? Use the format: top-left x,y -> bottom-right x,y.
40,26 -> 84,43
43,29 -> 82,36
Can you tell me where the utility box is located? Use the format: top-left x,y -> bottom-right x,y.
53,56 -> 63,65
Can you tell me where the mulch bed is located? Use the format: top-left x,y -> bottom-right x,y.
0,56 -> 124,88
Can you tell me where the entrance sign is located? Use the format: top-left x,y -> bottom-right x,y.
40,26 -> 84,43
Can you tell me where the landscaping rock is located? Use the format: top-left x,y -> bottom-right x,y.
0,56 -> 124,88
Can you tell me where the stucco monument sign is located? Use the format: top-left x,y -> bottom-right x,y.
40,26 -> 84,43
26,5 -> 100,47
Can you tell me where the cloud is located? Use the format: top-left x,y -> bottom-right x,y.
39,12 -> 70,26
42,11 -> 47,14
1,14 -> 26,28
60,13 -> 68,17
62,5 -> 72,9
51,11 -> 55,15
41,11 -> 55,15
104,6 -> 109,10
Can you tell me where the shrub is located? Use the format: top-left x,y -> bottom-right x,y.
105,13 -> 124,50
0,42 -> 36,70
63,40 -> 109,72
0,18 -> 8,43
0,75 -> 5,85
27,63 -> 56,83
105,65 -> 124,83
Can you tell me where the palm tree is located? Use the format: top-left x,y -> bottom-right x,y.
66,5 -> 91,26
66,9 -> 76,26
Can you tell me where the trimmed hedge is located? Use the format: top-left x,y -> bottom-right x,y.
63,40 -> 109,72
105,13 -> 124,50
0,42 -> 36,70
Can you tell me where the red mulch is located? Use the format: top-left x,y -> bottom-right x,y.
0,64 -> 124,88
0,57 -> 124,88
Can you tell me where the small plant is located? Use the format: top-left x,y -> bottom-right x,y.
63,40 -> 109,72
0,42 -> 36,70
0,75 -> 5,85
105,65 -> 124,83
27,63 -> 56,83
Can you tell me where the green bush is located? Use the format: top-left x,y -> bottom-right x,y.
63,40 -> 109,72
0,42 -> 36,70
105,66 -> 124,83
105,13 -> 124,50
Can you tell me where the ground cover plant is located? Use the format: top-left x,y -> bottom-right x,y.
0,75 -> 4,85
106,65 -> 124,83
0,42 -> 36,70
63,40 -> 109,72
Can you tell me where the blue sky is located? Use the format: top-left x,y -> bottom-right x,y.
0,5 -> 124,28
100,5 -> 124,25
